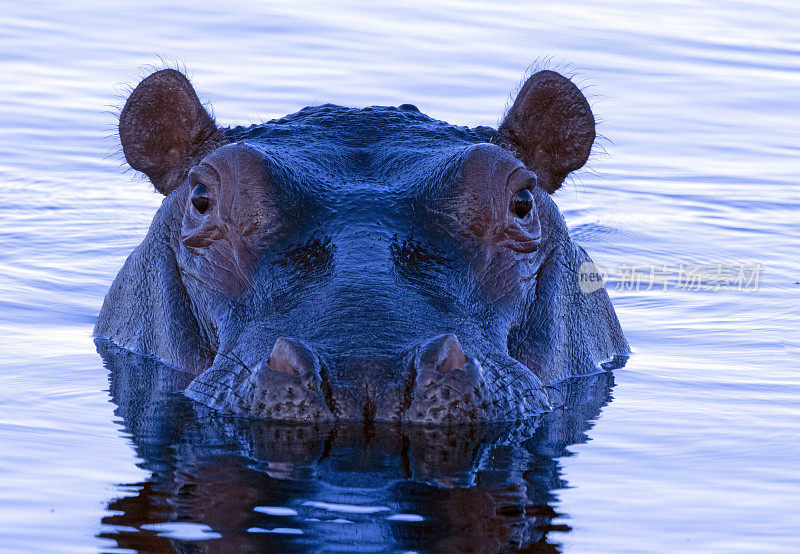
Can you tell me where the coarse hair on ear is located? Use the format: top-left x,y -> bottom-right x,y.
119,69 -> 220,195
499,70 -> 595,194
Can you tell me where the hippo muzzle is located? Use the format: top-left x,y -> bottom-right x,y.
186,333 -> 549,424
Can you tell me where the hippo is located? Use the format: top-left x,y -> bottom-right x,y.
95,68 -> 628,424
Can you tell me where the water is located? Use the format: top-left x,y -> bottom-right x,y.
1,1 -> 798,551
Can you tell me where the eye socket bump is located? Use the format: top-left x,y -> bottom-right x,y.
191,183 -> 211,214
510,188 -> 534,219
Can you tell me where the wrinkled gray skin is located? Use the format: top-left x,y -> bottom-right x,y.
95,68 -> 628,424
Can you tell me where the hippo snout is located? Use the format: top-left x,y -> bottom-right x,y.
184,333 -> 546,424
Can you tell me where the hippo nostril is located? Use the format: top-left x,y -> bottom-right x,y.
419,333 -> 468,374
268,337 -> 314,375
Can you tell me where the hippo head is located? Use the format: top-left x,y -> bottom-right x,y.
96,69 -> 627,424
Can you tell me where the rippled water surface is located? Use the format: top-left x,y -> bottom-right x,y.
1,1 -> 799,552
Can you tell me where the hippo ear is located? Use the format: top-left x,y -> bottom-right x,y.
498,70 -> 595,193
119,69 -> 219,195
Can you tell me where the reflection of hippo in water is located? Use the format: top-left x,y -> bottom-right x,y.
95,68 -> 628,423
98,342 -> 617,552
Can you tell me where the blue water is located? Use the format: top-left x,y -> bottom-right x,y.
1,1 -> 799,551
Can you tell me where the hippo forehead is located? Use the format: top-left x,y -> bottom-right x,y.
222,103 -> 496,192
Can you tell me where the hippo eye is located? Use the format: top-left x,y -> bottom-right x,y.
510,188 -> 534,219
191,183 -> 210,214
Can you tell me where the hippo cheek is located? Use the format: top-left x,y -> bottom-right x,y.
179,233 -> 258,297
462,249 -> 535,306
179,189 -> 260,297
